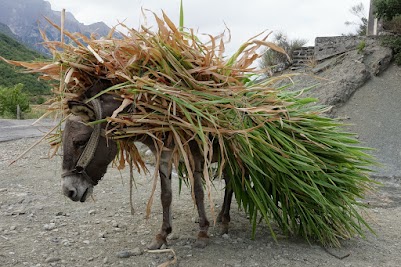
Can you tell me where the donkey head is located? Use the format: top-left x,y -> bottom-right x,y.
61,84 -> 121,202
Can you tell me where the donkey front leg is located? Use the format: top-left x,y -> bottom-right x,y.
148,159 -> 173,250
193,170 -> 210,248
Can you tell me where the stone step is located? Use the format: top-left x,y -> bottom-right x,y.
290,46 -> 315,69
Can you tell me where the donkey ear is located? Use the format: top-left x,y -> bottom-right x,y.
67,100 -> 96,122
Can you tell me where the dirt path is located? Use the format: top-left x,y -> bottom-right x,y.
336,64 -> 401,178
1,138 -> 401,267
0,119 -> 56,142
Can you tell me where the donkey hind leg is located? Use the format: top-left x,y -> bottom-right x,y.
217,173 -> 233,234
193,169 -> 210,248
148,159 -> 173,250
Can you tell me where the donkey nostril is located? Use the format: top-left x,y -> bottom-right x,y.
67,189 -> 77,199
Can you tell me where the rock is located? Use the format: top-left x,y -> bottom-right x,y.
222,234 -> 230,239
318,54 -> 371,108
312,57 -> 338,74
44,257 -> 61,263
284,36 -> 394,115
10,225 -> 17,231
103,257 -> 109,264
116,247 -> 143,258
364,46 -> 393,75
43,223 -> 56,231
0,188 -> 7,193
11,210 -> 25,215
116,250 -> 132,258
131,247 -> 143,256
62,239 -> 71,246
51,237 -> 61,244
315,36 -> 378,61
167,232 -> 179,240
88,209 -> 96,215
98,232 -> 107,238
83,240 -> 90,244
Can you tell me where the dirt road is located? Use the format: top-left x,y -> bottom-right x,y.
1,137 -> 401,267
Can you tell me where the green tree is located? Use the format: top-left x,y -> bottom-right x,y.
374,0 -> 401,20
0,83 -> 30,118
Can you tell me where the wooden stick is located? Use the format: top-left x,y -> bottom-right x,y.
146,248 -> 177,267
87,45 -> 105,63
61,9 -> 65,47
59,9 -> 66,94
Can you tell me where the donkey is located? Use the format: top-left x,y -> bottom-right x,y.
61,81 -> 233,249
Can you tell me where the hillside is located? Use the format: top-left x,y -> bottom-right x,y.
0,22 -> 19,40
0,32 -> 51,96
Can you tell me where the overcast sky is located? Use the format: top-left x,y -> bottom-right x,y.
46,0 -> 371,55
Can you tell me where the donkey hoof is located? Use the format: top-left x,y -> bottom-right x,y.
216,213 -> 223,223
220,224 -> 229,235
193,237 -> 209,248
147,236 -> 166,250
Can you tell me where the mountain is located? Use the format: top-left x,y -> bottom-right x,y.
0,22 -> 20,40
0,31 -> 51,96
0,0 -> 112,55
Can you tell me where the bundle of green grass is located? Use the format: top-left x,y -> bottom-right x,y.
2,11 -> 376,247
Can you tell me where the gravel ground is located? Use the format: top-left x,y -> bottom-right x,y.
1,138 -> 401,267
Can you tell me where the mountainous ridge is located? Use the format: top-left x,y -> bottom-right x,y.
0,0 -> 114,97
0,0 -> 112,55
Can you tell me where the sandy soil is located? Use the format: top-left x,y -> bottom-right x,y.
1,138 -> 401,267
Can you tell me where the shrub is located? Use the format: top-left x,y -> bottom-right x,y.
0,83 -> 30,118
31,95 -> 46,105
382,15 -> 401,34
259,32 -> 307,73
357,40 -> 366,53
381,35 -> 401,65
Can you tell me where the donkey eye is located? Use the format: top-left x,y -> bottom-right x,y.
73,140 -> 87,148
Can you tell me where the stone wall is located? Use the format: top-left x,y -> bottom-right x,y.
289,36 -> 392,74
314,36 -> 381,61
